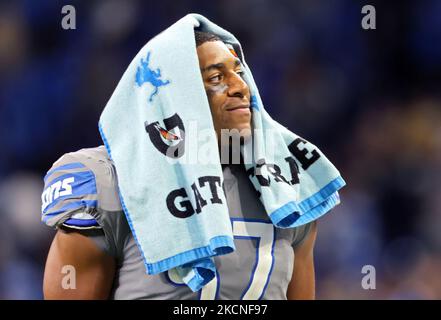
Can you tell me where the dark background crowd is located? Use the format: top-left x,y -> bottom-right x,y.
0,0 -> 440,299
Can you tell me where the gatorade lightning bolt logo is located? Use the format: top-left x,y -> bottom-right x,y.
154,123 -> 182,142
145,113 -> 185,158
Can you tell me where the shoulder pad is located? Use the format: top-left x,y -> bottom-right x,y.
41,146 -> 121,229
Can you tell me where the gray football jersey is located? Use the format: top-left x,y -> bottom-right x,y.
42,146 -> 312,300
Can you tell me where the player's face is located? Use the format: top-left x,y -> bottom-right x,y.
197,41 -> 252,141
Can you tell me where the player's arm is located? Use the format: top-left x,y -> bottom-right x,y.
41,149 -> 122,299
287,220 -> 318,300
43,228 -> 115,300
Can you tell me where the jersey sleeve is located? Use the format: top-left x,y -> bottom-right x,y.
291,222 -> 313,249
42,155 -> 99,229
41,146 -> 121,230
42,147 -> 129,258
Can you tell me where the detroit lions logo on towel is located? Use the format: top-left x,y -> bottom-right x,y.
136,51 -> 170,102
145,113 -> 185,159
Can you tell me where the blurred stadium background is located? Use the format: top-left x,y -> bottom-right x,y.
0,0 -> 440,299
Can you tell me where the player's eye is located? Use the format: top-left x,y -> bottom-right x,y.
236,70 -> 245,77
209,74 -> 222,82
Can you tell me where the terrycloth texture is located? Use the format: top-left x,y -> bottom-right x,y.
98,13 -> 346,292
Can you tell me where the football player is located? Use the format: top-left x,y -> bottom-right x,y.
42,31 -> 317,300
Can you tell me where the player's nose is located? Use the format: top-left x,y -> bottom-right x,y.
227,73 -> 249,99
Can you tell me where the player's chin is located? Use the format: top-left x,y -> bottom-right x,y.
230,121 -> 252,138
225,115 -> 252,135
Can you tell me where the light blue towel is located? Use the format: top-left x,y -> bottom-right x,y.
98,13 -> 346,292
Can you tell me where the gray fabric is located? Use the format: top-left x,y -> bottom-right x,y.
42,146 -> 122,229
292,222 -> 313,249
44,146 -> 313,300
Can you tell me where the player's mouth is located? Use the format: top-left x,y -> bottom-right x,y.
225,103 -> 251,114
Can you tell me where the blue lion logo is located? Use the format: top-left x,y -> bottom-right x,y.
135,51 -> 170,102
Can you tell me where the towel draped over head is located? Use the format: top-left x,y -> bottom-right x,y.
98,13 -> 346,292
